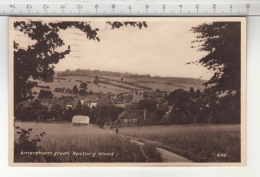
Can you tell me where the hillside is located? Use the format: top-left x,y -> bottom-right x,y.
32,73 -> 206,98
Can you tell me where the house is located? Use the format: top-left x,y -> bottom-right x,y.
113,109 -> 155,127
132,88 -> 143,103
72,115 -> 90,126
85,102 -> 98,109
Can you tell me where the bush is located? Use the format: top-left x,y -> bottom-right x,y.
14,126 -> 46,162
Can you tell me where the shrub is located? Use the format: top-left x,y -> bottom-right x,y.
14,126 -> 46,162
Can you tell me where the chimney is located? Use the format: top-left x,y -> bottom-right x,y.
144,108 -> 146,120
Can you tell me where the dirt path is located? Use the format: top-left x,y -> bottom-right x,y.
108,130 -> 191,162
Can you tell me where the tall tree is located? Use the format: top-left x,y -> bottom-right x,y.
190,22 -> 241,96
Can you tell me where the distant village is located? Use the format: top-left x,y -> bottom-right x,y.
15,68 -> 237,128
15,69 -> 178,128
38,87 -> 168,128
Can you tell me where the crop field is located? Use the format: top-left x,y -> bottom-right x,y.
14,122 -> 150,163
120,124 -> 241,162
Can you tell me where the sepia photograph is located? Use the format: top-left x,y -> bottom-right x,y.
9,17 -> 246,166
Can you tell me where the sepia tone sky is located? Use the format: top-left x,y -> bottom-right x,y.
13,18 -> 217,79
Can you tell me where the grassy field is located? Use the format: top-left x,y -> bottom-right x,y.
33,75 -> 132,96
100,75 -> 205,91
13,123 -> 240,163
32,74 -> 206,98
14,122 -> 150,163
120,124 -> 241,162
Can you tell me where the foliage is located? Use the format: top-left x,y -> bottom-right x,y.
63,107 -> 74,121
49,104 -> 63,119
78,89 -> 87,96
38,89 -> 53,99
15,100 -> 49,121
72,85 -> 78,95
14,126 -> 46,161
79,82 -> 87,90
166,89 -> 193,124
74,101 -> 91,116
13,20 -> 147,106
190,22 -> 241,96
137,99 -> 157,112
92,104 -> 123,126
94,75 -> 100,85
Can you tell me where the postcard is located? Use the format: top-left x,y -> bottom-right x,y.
9,17 -> 246,167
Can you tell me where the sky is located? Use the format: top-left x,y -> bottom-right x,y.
12,18 -> 215,80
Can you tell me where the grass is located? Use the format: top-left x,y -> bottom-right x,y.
14,123 -> 148,163
33,75 -> 131,96
119,124 -> 241,162
34,74 -> 206,98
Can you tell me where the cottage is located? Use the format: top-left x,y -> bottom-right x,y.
72,115 -> 90,126
113,109 -> 155,127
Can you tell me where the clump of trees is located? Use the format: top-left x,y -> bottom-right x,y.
92,104 -> 123,127
15,100 -> 49,121
38,90 -> 53,99
165,86 -> 240,124
136,98 -> 167,123
14,99 -> 125,127
181,21 -> 242,124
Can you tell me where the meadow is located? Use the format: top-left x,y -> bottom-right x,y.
14,122 -> 150,163
33,74 -> 206,98
33,75 -> 130,96
120,124 -> 241,162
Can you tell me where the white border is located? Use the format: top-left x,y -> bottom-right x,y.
0,16 -> 260,176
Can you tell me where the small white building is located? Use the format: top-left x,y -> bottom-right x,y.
72,115 -> 90,126
86,102 -> 98,109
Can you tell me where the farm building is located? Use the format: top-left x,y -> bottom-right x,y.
113,109 -> 155,127
72,115 -> 90,126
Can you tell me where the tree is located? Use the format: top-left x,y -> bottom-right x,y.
49,104 -> 63,120
195,89 -> 201,98
16,100 -> 49,121
190,22 -> 241,96
167,89 -> 193,124
74,101 -> 83,115
92,104 -> 123,126
13,21 -> 147,106
63,107 -> 74,122
189,87 -> 196,98
79,82 -> 87,90
38,90 -> 53,99
78,89 -> 87,96
72,85 -> 79,95
137,99 -> 157,112
94,75 -> 100,85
